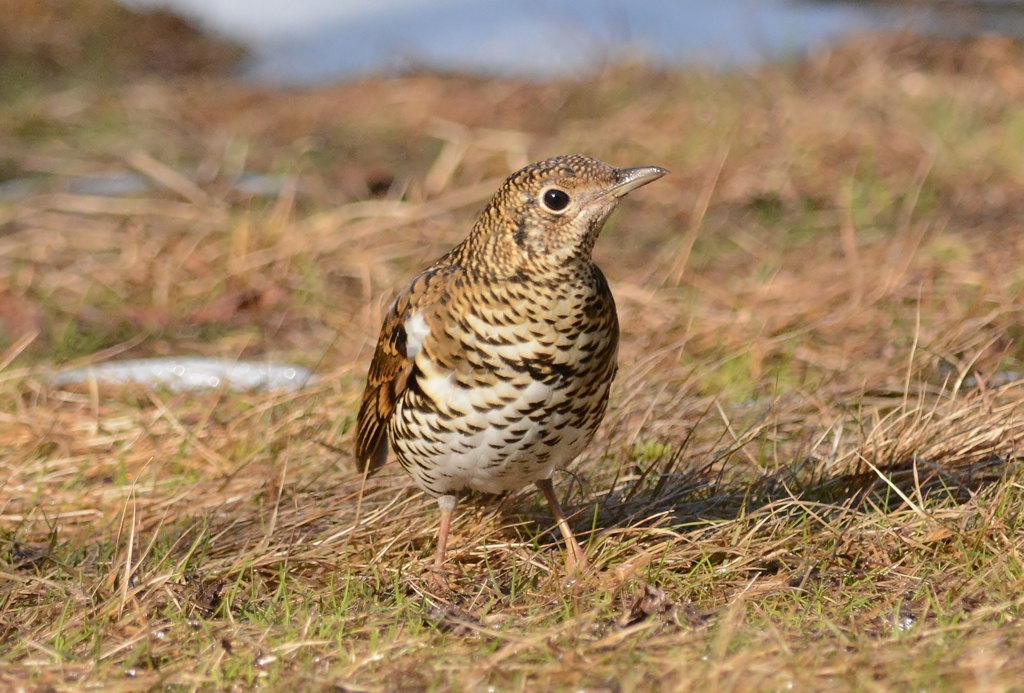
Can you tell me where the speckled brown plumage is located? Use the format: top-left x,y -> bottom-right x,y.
355,154 -> 667,576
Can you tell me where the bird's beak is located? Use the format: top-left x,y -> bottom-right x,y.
608,166 -> 669,198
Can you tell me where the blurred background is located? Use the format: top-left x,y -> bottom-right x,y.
3,0 -> 1024,387
125,0 -> 1024,83
6,0 -> 1024,87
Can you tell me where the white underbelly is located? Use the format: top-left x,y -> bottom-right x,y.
391,370 -> 595,495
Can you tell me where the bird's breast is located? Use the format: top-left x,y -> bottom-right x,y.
389,275 -> 618,495
405,278 -> 617,424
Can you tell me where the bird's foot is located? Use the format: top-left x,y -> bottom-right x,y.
560,559 -> 595,591
421,565 -> 458,596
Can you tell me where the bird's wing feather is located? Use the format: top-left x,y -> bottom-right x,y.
354,264 -> 454,474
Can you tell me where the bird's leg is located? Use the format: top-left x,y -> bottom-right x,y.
433,494 -> 457,572
536,478 -> 590,575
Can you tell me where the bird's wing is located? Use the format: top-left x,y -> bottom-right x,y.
354,264 -> 454,474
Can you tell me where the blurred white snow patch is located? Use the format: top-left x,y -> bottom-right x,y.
53,357 -> 315,392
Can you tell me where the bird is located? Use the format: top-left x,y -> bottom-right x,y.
354,154 -> 667,577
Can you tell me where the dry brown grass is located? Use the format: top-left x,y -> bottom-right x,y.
3,29 -> 1024,692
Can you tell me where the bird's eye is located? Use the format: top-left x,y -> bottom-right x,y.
541,188 -> 571,212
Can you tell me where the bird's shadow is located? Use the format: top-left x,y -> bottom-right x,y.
495,417 -> 1015,551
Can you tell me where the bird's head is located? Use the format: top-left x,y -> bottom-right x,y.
465,154 -> 667,276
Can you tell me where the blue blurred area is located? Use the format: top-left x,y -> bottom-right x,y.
120,0 -> 1024,84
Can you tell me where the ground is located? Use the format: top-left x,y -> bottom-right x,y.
2,5 -> 1024,691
